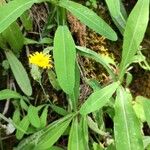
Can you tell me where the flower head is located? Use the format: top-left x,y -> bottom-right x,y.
29,52 -> 52,69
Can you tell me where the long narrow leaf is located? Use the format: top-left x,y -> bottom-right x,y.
54,25 -> 76,94
16,113 -> 74,150
28,105 -> 41,128
59,0 -> 117,41
5,50 -> 32,96
76,46 -> 115,80
114,87 -> 144,150
80,82 -> 119,115
16,116 -> 30,140
105,0 -> 126,34
0,0 -> 41,33
69,63 -> 80,110
35,116 -> 73,149
0,89 -> 22,100
119,0 -> 149,79
68,117 -> 80,150
2,22 -> 24,55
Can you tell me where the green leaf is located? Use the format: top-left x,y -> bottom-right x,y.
12,108 -> 20,124
87,116 -> 106,136
133,98 -> 146,123
93,142 -> 104,150
0,89 -> 22,100
119,0 -> 149,79
34,115 -> 73,150
80,82 -> 119,115
79,116 -> 89,150
5,50 -> 32,96
2,22 -> 24,55
69,63 -> 80,110
0,0 -> 39,33
20,10 -> 33,30
47,70 -> 61,91
49,146 -> 64,150
15,114 -> 74,150
68,117 -> 80,150
50,104 -> 68,116
59,0 -> 117,41
105,0 -> 126,34
114,87 -> 144,150
76,46 -> 115,80
143,136 -> 150,149
16,115 -> 30,140
0,34 -> 7,49
20,99 -> 29,111
136,96 -> 150,126
54,25 -> 76,94
28,105 -> 41,128
40,106 -> 48,128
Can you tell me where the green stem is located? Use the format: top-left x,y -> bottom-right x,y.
57,6 -> 66,25
39,81 -> 52,105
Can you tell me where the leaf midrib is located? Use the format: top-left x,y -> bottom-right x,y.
0,0 -> 34,33
60,1 -> 113,38
82,82 -> 118,113
120,1 -> 145,75
38,119 -> 70,148
119,89 -> 131,150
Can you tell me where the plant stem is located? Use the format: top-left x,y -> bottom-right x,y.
57,6 -> 66,25
39,81 -> 52,105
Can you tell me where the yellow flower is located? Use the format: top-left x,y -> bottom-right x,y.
29,52 -> 52,69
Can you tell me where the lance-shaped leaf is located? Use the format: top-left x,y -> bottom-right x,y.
136,96 -> 150,126
76,46 -> 115,80
20,10 -> 33,31
34,114 -> 74,150
16,115 -> 30,140
114,87 -> 144,150
0,89 -> 22,100
15,114 -> 74,150
54,25 -> 76,94
5,50 -> 32,96
79,116 -> 89,150
69,63 -> 80,111
28,105 -> 41,128
119,0 -> 149,79
59,0 -> 117,41
0,0 -> 40,33
68,117 -> 80,150
68,116 -> 89,150
105,0 -> 126,34
80,82 -> 119,115
2,22 -> 24,55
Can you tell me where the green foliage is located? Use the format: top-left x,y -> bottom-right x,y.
2,22 -> 24,55
28,105 -> 41,128
80,82 -> 119,115
20,11 -> 33,31
0,89 -> 22,100
59,0 -> 117,41
16,115 -> 30,140
5,50 -> 32,96
68,117 -> 80,150
0,0 -> 149,149
105,0 -> 126,34
54,25 -> 76,95
114,87 -> 144,150
119,0 -> 149,80
0,0 -> 40,33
